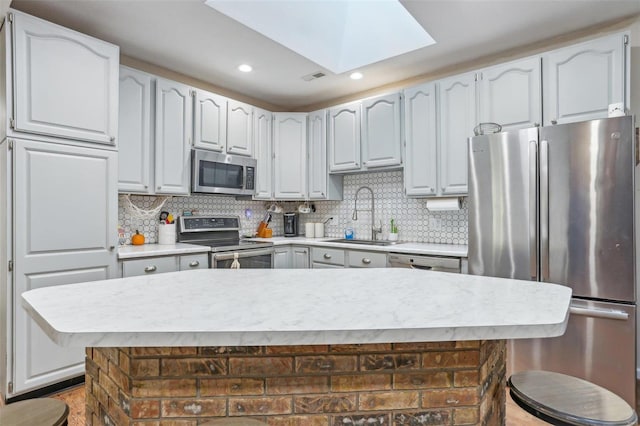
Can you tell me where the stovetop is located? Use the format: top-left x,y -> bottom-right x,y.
177,215 -> 273,252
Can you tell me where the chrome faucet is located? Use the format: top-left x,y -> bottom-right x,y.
352,186 -> 382,240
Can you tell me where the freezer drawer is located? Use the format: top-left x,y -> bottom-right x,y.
508,299 -> 636,407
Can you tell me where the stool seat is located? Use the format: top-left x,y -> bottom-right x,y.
0,398 -> 69,426
509,370 -> 638,426
201,419 -> 267,425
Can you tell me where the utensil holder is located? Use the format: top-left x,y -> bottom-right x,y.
305,223 -> 315,238
158,223 -> 176,245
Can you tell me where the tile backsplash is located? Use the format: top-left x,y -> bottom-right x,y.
119,171 -> 468,245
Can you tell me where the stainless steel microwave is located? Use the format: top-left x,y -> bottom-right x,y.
191,150 -> 256,196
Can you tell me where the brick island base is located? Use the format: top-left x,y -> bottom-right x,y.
85,340 -> 506,426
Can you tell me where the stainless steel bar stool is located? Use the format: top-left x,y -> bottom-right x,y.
0,398 -> 69,426
201,418 -> 267,425
509,371 -> 638,426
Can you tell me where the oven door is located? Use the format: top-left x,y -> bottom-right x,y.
211,248 -> 274,269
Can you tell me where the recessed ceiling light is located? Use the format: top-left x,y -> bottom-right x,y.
350,72 -> 363,80
238,64 -> 253,73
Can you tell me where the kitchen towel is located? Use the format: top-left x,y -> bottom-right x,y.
425,197 -> 461,211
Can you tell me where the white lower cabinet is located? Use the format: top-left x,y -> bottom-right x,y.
291,246 -> 309,269
11,139 -> 117,397
121,253 -> 208,277
311,247 -> 345,268
346,250 -> 387,268
273,247 -> 291,269
274,246 -> 309,269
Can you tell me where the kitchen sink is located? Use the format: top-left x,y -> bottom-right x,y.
325,238 -> 401,246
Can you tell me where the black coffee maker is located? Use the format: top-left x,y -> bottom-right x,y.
283,212 -> 298,237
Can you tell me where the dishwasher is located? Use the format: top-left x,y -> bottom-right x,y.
388,253 -> 461,273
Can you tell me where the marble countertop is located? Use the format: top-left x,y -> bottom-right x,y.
118,243 -> 210,259
248,237 -> 468,257
22,268 -> 570,347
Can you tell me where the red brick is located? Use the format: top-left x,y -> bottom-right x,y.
394,372 -> 451,389
422,388 -> 479,408
132,379 -> 197,398
295,355 -> 357,373
200,377 -> 264,396
359,391 -> 419,410
422,351 -> 480,369
229,396 -> 292,416
266,376 -> 329,395
230,357 -> 293,376
293,394 -> 356,414
161,399 -> 226,417
331,374 -> 391,392
161,358 -> 226,377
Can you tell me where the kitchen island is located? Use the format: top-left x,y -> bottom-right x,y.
22,269 -> 571,425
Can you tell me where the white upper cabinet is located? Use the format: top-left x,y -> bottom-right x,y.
253,107 -> 273,200
227,100 -> 253,156
403,82 -> 438,197
273,113 -> 307,199
118,66 -> 153,193
194,89 -> 227,152
328,101 -> 361,172
361,93 -> 402,169
543,33 -> 627,125
308,110 -> 343,200
10,10 -> 119,146
154,77 -> 192,195
478,57 -> 542,131
438,72 -> 476,196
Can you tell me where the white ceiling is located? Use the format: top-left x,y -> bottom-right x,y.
10,0 -> 640,110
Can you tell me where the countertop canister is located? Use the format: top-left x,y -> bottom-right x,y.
305,222 -> 315,238
314,222 -> 324,238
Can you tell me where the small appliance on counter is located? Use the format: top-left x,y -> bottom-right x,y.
283,212 -> 298,237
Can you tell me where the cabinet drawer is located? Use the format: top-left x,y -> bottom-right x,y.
311,247 -> 345,266
179,253 -> 209,270
312,262 -> 343,269
122,256 -> 177,277
347,250 -> 387,268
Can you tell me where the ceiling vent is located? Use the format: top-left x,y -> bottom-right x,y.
302,72 -> 326,82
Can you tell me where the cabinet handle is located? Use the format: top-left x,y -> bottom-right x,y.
534,123 -> 540,127
323,253 -> 332,259
109,246 -> 115,251
321,192 -> 325,197
551,120 -> 558,125
189,260 -> 200,267
109,136 -> 115,142
144,185 -> 148,189
362,258 -> 371,265
144,266 -> 157,273
157,186 -> 161,190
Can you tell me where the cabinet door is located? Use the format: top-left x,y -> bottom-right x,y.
13,139 -> 117,394
253,108 -> 273,200
292,247 -> 309,269
438,72 -> 476,196
328,102 -> 361,172
478,57 -> 542,131
155,78 -> 192,195
227,100 -> 253,156
308,110 -> 327,199
179,253 -> 209,270
543,33 -> 626,125
361,93 -> 402,169
122,256 -> 178,277
118,66 -> 153,193
11,11 -> 118,146
273,113 -> 307,200
403,83 -> 438,196
273,247 -> 291,269
194,89 -> 227,152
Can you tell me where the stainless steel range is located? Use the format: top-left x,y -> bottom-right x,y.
177,216 -> 274,269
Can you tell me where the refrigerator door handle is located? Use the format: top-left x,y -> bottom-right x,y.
569,305 -> 630,321
529,140 -> 538,280
539,139 -> 549,282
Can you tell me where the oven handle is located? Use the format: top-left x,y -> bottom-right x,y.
213,248 -> 274,261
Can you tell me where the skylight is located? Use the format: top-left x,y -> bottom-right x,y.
204,0 -> 436,74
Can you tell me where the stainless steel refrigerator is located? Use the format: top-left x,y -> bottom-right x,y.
468,116 -> 637,407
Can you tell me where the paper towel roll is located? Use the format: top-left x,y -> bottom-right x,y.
425,197 -> 461,211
